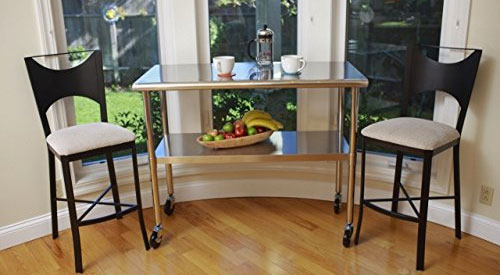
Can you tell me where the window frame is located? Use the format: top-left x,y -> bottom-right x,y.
41,0 -> 471,196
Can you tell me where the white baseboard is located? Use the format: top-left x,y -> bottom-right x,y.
1,179 -> 499,250
356,185 -> 500,245
425,201 -> 500,245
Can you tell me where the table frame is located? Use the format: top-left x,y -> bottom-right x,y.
136,67 -> 365,248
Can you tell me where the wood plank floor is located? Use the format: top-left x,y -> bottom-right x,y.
1,198 -> 499,274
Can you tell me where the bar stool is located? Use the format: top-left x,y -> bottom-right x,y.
354,45 -> 482,271
24,50 -> 150,273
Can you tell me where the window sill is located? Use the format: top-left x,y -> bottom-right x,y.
71,150 -> 446,197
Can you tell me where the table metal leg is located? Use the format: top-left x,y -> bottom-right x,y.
343,87 -> 359,247
334,88 -> 345,214
160,91 -> 175,216
143,92 -> 163,249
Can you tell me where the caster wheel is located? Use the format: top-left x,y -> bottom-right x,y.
343,234 -> 351,247
163,196 -> 175,216
333,198 -> 341,214
343,224 -> 353,248
333,193 -> 342,214
150,231 -> 162,249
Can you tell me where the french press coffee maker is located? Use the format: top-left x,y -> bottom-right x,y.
247,24 -> 274,66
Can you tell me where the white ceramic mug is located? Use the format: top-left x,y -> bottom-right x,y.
213,56 -> 235,75
281,55 -> 306,74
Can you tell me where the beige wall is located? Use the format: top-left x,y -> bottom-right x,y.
0,1 -> 49,227
0,0 -> 499,231
459,0 -> 500,221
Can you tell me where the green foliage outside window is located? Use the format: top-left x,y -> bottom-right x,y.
68,45 -> 90,62
209,0 -> 298,130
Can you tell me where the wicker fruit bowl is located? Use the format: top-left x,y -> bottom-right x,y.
197,130 -> 273,149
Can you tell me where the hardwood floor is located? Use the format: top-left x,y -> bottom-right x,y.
1,198 -> 499,274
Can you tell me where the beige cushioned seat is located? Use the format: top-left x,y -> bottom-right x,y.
361,117 -> 460,151
46,122 -> 135,156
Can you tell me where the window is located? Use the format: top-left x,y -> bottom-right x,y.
208,0 -> 298,130
61,0 -> 161,164
39,0 -> 468,195
346,0 -> 444,152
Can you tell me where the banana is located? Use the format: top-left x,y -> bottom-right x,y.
272,119 -> 284,129
242,109 -> 284,130
242,109 -> 272,124
246,118 -> 279,131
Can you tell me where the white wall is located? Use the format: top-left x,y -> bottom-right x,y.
0,1 -> 49,227
459,0 -> 500,221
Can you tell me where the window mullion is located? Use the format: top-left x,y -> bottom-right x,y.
157,0 -> 209,134
431,0 -> 472,194
35,0 -> 80,188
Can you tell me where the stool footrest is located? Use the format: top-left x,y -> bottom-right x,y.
363,181 -> 456,223
78,205 -> 138,226
56,183 -> 138,226
364,200 -> 420,223
366,195 -> 455,203
56,197 -> 135,208
398,182 -> 421,217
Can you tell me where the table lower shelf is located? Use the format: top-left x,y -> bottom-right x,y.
155,131 -> 350,164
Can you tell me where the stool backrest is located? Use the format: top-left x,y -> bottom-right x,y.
25,50 -> 107,137
402,45 -> 482,134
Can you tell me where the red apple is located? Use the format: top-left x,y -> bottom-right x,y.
233,120 -> 246,137
233,120 -> 244,129
234,126 -> 246,137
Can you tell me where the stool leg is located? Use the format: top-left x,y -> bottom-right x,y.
391,152 -> 404,212
61,159 -> 83,273
416,154 -> 432,271
48,150 -> 58,239
132,145 -> 150,250
106,153 -> 122,219
453,145 -> 462,239
354,137 -> 366,245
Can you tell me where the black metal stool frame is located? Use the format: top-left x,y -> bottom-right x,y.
25,51 -> 150,273
353,45 -> 482,271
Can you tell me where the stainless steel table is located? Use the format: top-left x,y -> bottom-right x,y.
132,62 -> 368,248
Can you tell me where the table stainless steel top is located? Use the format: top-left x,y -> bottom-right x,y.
132,61 -> 368,249
132,62 -> 368,91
